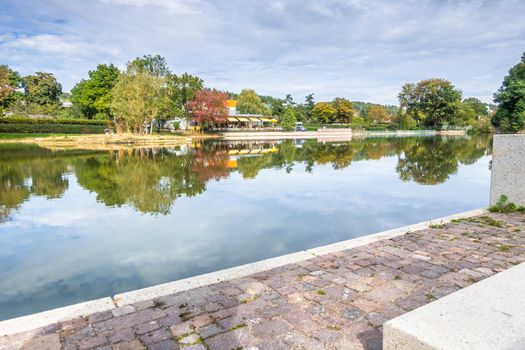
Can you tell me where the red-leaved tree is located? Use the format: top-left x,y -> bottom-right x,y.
187,89 -> 228,128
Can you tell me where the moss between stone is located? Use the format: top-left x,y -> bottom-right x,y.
229,323 -> 247,331
426,293 -> 437,301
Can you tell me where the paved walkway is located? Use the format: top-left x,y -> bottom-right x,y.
2,212 -> 525,350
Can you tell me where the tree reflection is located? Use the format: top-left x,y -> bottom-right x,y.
396,136 -> 492,185
0,145 -> 70,222
0,135 -> 492,219
74,148 -> 209,215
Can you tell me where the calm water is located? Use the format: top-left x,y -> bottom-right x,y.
0,135 -> 492,320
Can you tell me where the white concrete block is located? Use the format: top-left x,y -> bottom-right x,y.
0,297 -> 115,336
383,262 -> 525,350
490,134 -> 525,206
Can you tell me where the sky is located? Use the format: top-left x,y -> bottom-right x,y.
1,0 -> 524,105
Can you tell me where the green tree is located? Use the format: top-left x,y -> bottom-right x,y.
236,89 -> 265,114
270,98 -> 285,117
167,72 -> 203,118
367,105 -> 390,124
333,98 -> 354,123
305,93 -> 315,120
398,83 -> 419,122
127,54 -> 171,77
398,79 -> 462,128
22,72 -> 62,108
399,112 -> 417,130
281,108 -> 296,131
312,102 -> 336,123
457,102 -> 477,125
284,94 -> 295,107
71,64 -> 120,118
111,62 -> 170,134
463,97 -> 488,117
0,65 -> 22,114
492,52 -> 525,133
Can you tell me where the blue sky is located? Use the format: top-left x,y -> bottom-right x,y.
1,0 -> 524,104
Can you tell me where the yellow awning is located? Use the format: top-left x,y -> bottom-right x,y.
237,117 -> 249,122
239,149 -> 250,154
249,118 -> 261,122
260,117 -> 271,122
270,118 -> 278,123
226,159 -> 238,168
228,150 -> 239,155
227,117 -> 238,122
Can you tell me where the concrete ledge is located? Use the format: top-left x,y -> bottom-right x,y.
0,298 -> 115,336
383,262 -> 525,350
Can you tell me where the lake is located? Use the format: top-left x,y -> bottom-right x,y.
0,135 -> 492,320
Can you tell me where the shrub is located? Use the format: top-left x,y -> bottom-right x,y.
0,117 -> 107,134
0,117 -> 107,125
94,112 -> 110,121
0,123 -> 106,134
489,195 -> 525,213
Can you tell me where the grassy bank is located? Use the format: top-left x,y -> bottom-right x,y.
0,133 -> 198,151
0,133 -> 72,140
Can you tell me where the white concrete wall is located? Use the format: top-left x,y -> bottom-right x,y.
490,134 -> 525,206
384,262 -> 525,350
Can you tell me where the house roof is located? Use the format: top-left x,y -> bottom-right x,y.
226,100 -> 237,108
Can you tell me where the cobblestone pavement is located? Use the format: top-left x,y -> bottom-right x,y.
2,212 -> 525,350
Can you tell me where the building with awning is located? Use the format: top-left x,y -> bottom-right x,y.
224,100 -> 278,127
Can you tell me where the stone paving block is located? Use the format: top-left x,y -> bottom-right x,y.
60,317 -> 88,332
196,323 -> 223,339
191,314 -> 213,329
134,321 -> 159,335
180,344 -> 204,350
94,309 -> 166,333
109,328 -> 135,344
282,330 -> 326,350
177,333 -> 200,346
112,339 -> 146,350
78,335 -> 107,350
252,319 -> 290,339
20,334 -> 61,350
148,339 -> 179,350
169,321 -> 193,338
365,284 -> 407,304
204,327 -> 258,350
112,305 -> 136,318
217,316 -> 244,330
89,311 -> 114,324
138,328 -> 171,346
341,306 -> 364,320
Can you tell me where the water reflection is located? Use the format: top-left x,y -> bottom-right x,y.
0,136 -> 492,220
0,135 -> 493,319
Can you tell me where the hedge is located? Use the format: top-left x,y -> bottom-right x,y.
0,123 -> 106,134
0,117 -> 107,126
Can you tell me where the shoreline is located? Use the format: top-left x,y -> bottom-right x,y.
0,208 -> 486,336
0,129 -> 468,149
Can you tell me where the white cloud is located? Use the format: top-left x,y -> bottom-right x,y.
98,0 -> 202,14
0,0 -> 524,103
2,34 -> 120,58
